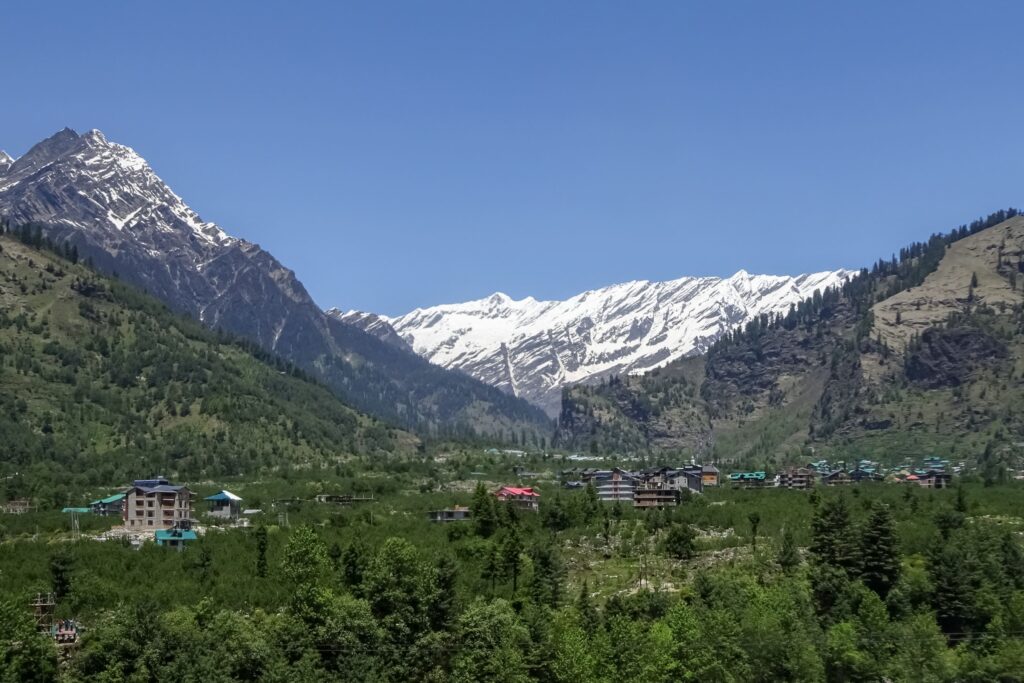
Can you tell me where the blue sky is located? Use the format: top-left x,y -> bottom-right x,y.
2,2 -> 1023,315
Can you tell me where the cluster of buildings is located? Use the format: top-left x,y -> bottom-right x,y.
562,465 -> 720,508
428,485 -> 542,522
61,478 -> 245,549
728,456 -> 955,490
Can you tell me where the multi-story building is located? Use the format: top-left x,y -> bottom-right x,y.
123,478 -> 193,530
633,484 -> 680,509
777,467 -> 815,489
584,468 -> 639,503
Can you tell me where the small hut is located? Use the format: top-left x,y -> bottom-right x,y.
205,490 -> 243,519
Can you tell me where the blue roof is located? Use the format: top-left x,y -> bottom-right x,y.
204,490 -> 242,502
155,529 -> 197,542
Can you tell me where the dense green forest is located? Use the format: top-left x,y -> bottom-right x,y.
2,454 -> 1024,681
0,228 -> 415,505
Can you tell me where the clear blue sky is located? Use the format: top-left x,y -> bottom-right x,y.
2,2 -> 1023,315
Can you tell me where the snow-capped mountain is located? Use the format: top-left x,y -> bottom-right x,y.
325,308 -> 411,351
0,128 -> 550,433
372,270 -> 854,415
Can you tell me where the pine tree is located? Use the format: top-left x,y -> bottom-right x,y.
810,495 -> 860,576
502,527 -> 524,592
50,548 -> 73,602
859,502 -> 900,598
778,527 -> 800,572
954,484 -> 968,514
341,542 -> 365,591
431,555 -> 458,631
576,580 -> 599,634
254,525 -> 268,578
529,540 -> 565,608
482,542 -> 501,595
471,482 -> 497,537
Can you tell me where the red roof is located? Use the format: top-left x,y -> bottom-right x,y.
496,486 -> 540,497
906,475 -> 919,481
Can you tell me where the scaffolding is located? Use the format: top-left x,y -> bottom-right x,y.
30,593 -> 55,632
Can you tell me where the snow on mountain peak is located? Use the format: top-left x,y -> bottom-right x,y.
380,268 -> 855,415
0,127 -> 232,246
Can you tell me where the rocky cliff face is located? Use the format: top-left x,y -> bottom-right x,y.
374,269 -> 853,415
0,129 -> 551,436
556,211 -> 1024,465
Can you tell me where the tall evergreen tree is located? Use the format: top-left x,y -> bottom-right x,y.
778,527 -> 801,573
810,495 -> 860,576
859,502 -> 900,598
502,527 -> 524,592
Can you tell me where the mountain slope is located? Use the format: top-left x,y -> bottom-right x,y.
0,129 -> 550,438
556,210 -> 1024,475
377,269 -> 852,415
0,229 -> 418,499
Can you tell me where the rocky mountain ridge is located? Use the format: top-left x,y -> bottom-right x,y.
554,210 -> 1024,473
0,128 -> 551,437
362,269 -> 853,415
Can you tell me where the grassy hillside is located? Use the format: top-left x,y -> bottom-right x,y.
556,210 -> 1024,472
0,232 -> 417,506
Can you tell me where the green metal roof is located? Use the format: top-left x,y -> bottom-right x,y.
155,529 -> 197,542
89,493 -> 126,506
61,507 -> 90,514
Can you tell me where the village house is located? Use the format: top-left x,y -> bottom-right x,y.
700,464 -> 720,487
427,505 -> 472,523
822,470 -> 851,486
663,466 -> 704,493
495,486 -> 540,512
155,527 -> 197,551
728,471 -> 768,488
916,470 -> 953,489
205,490 -> 243,520
1,499 -> 32,514
89,493 -> 125,516
123,478 -> 192,530
778,467 -> 815,489
849,467 -> 883,483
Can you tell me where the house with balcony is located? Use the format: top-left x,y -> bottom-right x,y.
583,468 -> 639,503
778,467 -> 815,489
633,483 -> 680,509
123,478 -> 193,530
494,486 -> 540,512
